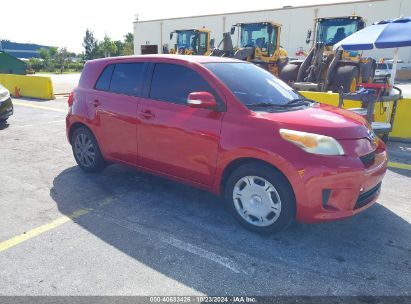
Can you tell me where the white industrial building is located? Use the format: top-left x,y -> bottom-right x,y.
133,0 -> 411,69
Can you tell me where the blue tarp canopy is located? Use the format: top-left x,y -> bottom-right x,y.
334,17 -> 411,87
333,17 -> 411,50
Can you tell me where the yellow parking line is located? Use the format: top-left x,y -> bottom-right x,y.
388,161 -> 411,171
0,196 -> 116,253
13,101 -> 67,113
0,208 -> 92,253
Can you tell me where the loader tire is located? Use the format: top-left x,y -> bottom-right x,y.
332,65 -> 359,93
279,63 -> 300,85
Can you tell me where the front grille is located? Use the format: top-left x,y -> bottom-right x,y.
355,183 -> 381,210
360,151 -> 376,167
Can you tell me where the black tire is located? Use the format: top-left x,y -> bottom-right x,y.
224,162 -> 296,234
331,65 -> 359,93
71,126 -> 106,172
279,63 -> 300,85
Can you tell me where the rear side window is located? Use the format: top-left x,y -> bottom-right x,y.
110,63 -> 145,96
95,64 -> 114,91
149,63 -> 218,104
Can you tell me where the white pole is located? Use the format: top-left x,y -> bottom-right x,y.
389,48 -> 399,94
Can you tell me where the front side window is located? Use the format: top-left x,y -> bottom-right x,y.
150,63 -> 218,105
109,63 -> 145,96
205,62 -> 302,108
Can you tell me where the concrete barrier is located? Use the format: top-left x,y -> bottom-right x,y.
0,74 -> 54,100
300,91 -> 411,141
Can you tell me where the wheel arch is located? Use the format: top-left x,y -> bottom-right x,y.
219,157 -> 296,200
68,122 -> 93,145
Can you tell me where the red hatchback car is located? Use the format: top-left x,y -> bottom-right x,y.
66,55 -> 387,234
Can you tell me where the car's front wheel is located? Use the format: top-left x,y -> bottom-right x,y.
71,126 -> 105,172
225,163 -> 295,234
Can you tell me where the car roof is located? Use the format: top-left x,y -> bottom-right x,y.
79,55 -> 243,89
89,54 -> 241,64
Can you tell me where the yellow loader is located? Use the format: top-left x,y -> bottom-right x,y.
168,28 -> 214,56
211,22 -> 289,77
280,16 -> 376,93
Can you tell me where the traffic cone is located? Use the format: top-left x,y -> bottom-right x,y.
14,86 -> 21,98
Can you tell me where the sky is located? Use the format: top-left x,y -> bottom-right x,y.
1,0 -> 357,53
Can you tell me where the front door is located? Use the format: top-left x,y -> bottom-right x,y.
137,63 -> 224,186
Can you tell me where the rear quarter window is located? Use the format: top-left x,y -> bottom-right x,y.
95,64 -> 114,91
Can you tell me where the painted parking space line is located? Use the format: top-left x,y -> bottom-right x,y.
0,196 -> 114,253
13,101 -> 67,113
12,120 -> 65,128
388,161 -> 411,171
92,211 -> 248,274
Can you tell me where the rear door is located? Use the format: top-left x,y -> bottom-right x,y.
137,62 -> 225,186
88,62 -> 146,164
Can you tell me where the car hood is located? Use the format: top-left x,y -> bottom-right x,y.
257,104 -> 370,140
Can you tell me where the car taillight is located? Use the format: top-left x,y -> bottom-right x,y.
68,92 -> 74,107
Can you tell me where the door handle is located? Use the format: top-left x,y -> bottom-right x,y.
91,99 -> 101,107
140,109 -> 155,120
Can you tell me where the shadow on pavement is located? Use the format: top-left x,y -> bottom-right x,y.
388,167 -> 411,177
50,164 -> 411,295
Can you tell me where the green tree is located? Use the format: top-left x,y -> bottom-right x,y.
38,47 -> 55,72
55,47 -> 70,73
99,35 -> 117,57
114,40 -> 124,56
122,33 -> 134,55
124,33 -> 134,45
27,58 -> 44,72
38,47 -> 50,61
83,29 -> 98,60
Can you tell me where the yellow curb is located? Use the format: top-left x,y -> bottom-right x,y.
388,161 -> 411,171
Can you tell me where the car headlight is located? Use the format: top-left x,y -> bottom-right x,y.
0,86 -> 10,102
279,129 -> 345,156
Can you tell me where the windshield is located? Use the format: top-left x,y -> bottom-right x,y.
176,31 -> 197,51
377,63 -> 387,70
240,23 -> 276,55
204,62 -> 303,108
316,18 -> 361,46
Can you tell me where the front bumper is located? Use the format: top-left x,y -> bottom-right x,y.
0,98 -> 13,121
294,140 -> 388,223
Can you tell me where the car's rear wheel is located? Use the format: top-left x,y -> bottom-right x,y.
71,126 -> 105,172
225,163 -> 295,234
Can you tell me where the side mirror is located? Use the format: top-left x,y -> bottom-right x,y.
187,92 -> 217,109
230,26 -> 236,35
170,32 -> 174,40
306,29 -> 312,44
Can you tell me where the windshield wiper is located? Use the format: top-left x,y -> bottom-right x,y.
285,98 -> 316,107
246,102 -> 283,108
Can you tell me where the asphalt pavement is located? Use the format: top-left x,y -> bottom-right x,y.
0,98 -> 410,296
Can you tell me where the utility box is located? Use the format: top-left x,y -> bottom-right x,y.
0,52 -> 27,75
